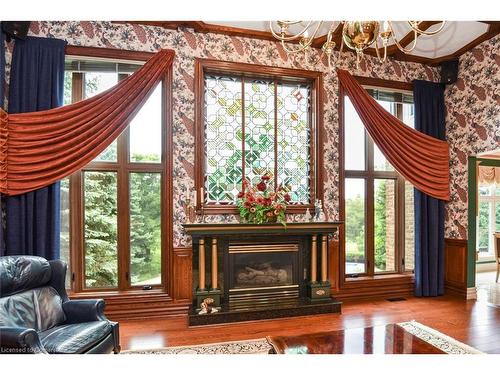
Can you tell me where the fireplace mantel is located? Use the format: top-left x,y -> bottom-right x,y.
182,221 -> 342,325
183,221 -> 342,237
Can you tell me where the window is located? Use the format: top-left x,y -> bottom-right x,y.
342,82 -> 415,277
195,59 -> 323,213
477,183 -> 500,259
60,49 -> 171,292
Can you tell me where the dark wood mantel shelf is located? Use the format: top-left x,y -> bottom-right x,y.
182,221 -> 343,236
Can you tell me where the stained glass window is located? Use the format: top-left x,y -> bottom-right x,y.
204,74 -> 312,205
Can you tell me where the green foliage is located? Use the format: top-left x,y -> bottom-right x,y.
236,176 -> 287,226
83,154 -> 162,288
374,180 -> 387,270
84,172 -> 118,288
129,170 -> 161,285
345,181 -> 390,271
345,195 -> 365,260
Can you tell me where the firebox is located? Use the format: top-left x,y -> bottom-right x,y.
227,242 -> 302,310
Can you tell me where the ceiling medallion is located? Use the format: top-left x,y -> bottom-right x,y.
269,21 -> 446,68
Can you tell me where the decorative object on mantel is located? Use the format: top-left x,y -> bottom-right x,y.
198,297 -> 219,315
236,174 -> 290,226
313,199 -> 326,222
269,21 -> 445,68
304,208 -> 312,222
184,194 -> 196,224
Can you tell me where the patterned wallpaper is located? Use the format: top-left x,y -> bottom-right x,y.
3,21 -> 450,246
444,35 -> 500,240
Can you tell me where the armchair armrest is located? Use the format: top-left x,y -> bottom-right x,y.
0,327 -> 47,354
62,299 -> 107,324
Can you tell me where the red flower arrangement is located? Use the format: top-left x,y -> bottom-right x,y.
236,173 -> 289,225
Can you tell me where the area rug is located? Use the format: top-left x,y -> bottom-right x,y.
397,321 -> 483,354
122,338 -> 272,354
123,321 -> 482,354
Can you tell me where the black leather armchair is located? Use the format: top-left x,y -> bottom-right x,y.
0,256 -> 120,354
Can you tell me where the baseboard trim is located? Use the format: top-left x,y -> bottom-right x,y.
466,287 -> 477,300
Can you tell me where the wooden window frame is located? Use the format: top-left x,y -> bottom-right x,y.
339,76 -> 415,283
64,46 -> 174,297
194,58 -> 324,215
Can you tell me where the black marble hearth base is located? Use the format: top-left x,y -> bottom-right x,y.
188,297 -> 342,326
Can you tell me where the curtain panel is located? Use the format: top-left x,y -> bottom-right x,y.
2,36 -> 66,259
337,69 -> 450,201
0,48 -> 175,196
413,79 -> 446,297
0,24 -> 5,254
478,166 -> 500,185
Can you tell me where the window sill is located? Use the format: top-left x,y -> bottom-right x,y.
200,204 -> 315,215
68,289 -> 171,301
345,273 -> 414,283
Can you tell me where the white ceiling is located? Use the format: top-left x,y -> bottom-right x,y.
206,21 -> 489,59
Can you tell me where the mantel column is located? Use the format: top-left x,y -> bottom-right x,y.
311,235 -> 318,283
198,238 -> 206,291
321,234 -> 328,282
211,238 -> 218,290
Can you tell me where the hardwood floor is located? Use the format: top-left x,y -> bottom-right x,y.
119,295 -> 500,353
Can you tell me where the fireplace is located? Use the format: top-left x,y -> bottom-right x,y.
227,243 -> 301,310
183,222 -> 342,325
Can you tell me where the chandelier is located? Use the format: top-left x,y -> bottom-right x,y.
269,21 -> 446,67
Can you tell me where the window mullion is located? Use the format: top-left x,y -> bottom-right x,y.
366,134 -> 375,276
71,72 -> 84,293
241,76 -> 246,184
274,80 -> 278,190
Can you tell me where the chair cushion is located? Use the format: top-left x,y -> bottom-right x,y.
0,256 -> 52,297
39,321 -> 113,354
0,286 -> 65,331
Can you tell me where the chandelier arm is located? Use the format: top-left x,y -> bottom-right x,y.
309,21 -> 323,40
389,22 -> 419,54
374,38 -> 388,62
280,39 -> 308,54
407,21 -> 446,36
269,21 -> 317,41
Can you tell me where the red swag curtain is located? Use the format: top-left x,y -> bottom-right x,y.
0,49 -> 175,196
338,69 -> 450,201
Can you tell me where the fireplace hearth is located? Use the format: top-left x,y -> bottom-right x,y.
183,222 -> 342,325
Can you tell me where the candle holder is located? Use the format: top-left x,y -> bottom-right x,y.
197,205 -> 206,224
184,198 -> 196,224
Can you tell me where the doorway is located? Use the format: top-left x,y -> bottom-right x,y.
468,150 -> 500,304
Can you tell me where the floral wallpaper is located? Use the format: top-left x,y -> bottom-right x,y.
3,21 -> 446,246
444,34 -> 500,240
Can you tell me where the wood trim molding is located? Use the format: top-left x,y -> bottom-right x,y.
334,274 -> 415,301
353,75 -> 413,92
364,21 -> 442,60
444,238 -> 468,298
113,21 -> 500,66
65,45 -> 154,61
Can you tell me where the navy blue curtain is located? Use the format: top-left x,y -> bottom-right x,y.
2,36 -> 66,260
413,80 -> 446,297
0,24 -> 5,255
